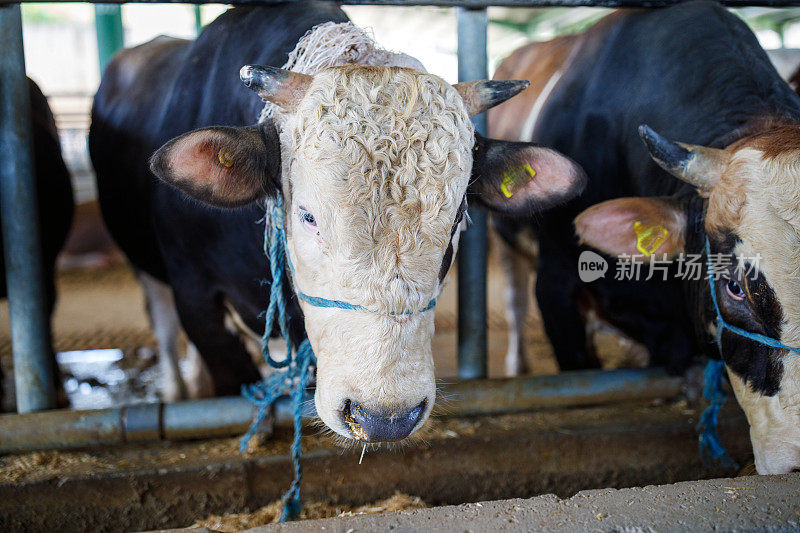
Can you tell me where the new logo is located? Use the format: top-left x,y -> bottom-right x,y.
578,250 -> 608,282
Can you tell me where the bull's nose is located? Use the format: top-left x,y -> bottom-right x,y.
342,399 -> 426,442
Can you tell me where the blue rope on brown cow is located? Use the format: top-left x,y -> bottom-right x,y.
705,239 -> 800,356
240,194 -> 315,522
700,237 -> 800,469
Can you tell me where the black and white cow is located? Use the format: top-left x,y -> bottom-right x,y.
0,79 -> 74,412
490,1 -> 800,473
89,2 -> 585,442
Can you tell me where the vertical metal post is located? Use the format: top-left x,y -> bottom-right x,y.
456,8 -> 488,380
193,5 -> 203,36
0,4 -> 55,412
94,4 -> 124,74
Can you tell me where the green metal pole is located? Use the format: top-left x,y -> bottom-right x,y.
0,4 -> 55,413
193,4 -> 203,35
456,7 -> 489,380
94,4 -> 124,74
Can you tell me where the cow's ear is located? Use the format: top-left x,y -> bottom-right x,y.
575,197 -> 686,258
149,122 -> 280,208
469,133 -> 586,216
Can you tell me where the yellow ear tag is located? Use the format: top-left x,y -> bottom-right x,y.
633,221 -> 669,257
217,149 -> 234,168
500,163 -> 536,198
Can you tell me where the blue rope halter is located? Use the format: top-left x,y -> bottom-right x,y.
700,237 -> 800,468
239,193 -> 438,521
239,194 -> 315,521
283,235 -> 437,316
705,238 -> 800,356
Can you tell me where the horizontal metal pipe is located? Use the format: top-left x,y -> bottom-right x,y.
440,367 -> 683,416
0,369 -> 682,455
1,0 -> 798,7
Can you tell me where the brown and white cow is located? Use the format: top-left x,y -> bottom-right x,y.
489,1 -> 800,473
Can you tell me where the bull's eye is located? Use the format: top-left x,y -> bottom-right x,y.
298,206 -> 317,230
726,278 -> 745,301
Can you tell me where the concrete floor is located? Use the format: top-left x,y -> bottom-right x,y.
255,473 -> 800,532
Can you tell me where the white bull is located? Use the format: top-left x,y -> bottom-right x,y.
150,28 -> 585,442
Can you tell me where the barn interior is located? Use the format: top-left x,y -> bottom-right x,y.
2,2 -> 800,531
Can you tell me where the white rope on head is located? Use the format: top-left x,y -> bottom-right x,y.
259,21 -> 426,123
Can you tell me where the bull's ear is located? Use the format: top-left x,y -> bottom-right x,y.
149,122 -> 280,208
469,133 -> 586,216
574,197 -> 686,258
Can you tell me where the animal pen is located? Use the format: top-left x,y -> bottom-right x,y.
0,0 -> 799,531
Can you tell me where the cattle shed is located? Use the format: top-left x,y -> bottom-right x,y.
1,0 -> 799,531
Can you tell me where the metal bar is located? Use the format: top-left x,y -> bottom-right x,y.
3,0 -> 800,6
443,367 -> 683,416
456,7 -> 488,380
0,368 -> 682,454
94,4 -> 124,74
163,396 -> 262,440
193,4 -> 203,35
0,4 -> 55,413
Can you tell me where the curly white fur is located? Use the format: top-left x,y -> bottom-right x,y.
263,23 -> 473,441
260,22 -> 425,124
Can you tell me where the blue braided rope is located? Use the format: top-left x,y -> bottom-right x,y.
295,291 -> 437,314
283,238 -> 437,315
700,237 -> 799,468
697,359 -> 738,468
260,197 -> 293,369
281,339 -> 313,520
240,194 -> 316,522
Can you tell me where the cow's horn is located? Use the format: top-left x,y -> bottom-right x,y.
453,79 -> 530,117
240,65 -> 313,112
638,125 -> 727,191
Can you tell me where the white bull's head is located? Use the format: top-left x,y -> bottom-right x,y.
151,64 -> 586,442
575,124 -> 800,474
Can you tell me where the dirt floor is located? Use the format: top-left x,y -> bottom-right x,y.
193,492 -> 428,531
0,236 -> 641,412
